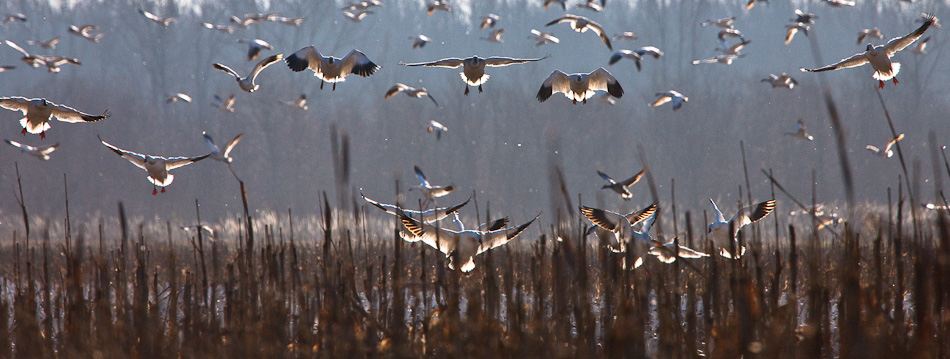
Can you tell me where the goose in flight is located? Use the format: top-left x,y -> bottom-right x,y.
6,40 -> 81,73
26,37 -> 60,49
343,0 -> 383,11
866,133 -> 904,158
597,169 -> 645,199
543,0 -> 567,10
0,97 -> 108,139
608,50 -> 643,70
911,36 -> 930,55
181,225 -> 215,240
165,93 -> 192,104
792,9 -> 816,24
529,29 -> 560,47
823,0 -> 855,7
280,94 -> 308,110
285,47 -> 380,91
649,90 -> 688,111
701,17 -> 735,29
384,83 -> 439,106
746,0 -> 767,10
480,14 -> 501,29
343,10 -> 373,22
399,55 -> 549,95
581,202 -> 659,254
801,14 -> 937,88
762,73 -> 798,89
785,23 -> 809,45
613,32 -> 638,40
545,14 -> 612,50
427,120 -> 447,140
201,22 -> 234,34
213,94 -> 236,112
5,139 -> 58,161
537,68 -> 623,104
238,39 -> 273,61
411,34 -> 432,49
1,13 -> 26,25
229,14 -> 267,28
426,0 -> 451,15
575,0 -> 603,12
0,65 -> 13,72
412,165 -> 454,206
99,136 -> 210,195
692,54 -> 742,65
203,131 -> 243,163
644,239 -> 710,266
68,24 -> 105,42
362,193 -> 470,224
212,53 -> 283,93
784,119 -> 814,141
139,9 -> 176,26
275,16 -> 305,26
707,198 -> 776,258
482,28 -> 506,43
857,27 -> 884,44
717,39 -> 750,55
397,210 -> 539,272
597,92 -> 617,105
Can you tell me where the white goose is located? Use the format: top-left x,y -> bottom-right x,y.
801,14 -> 937,88
427,120 -> 447,140
856,27 -> 884,44
399,55 -> 548,95
343,10 -> 374,22
0,96 -> 108,139
762,73 -> 798,89
785,23 -> 809,45
411,34 -> 432,49
165,93 -> 192,104
68,24 -> 104,42
649,90 -> 688,111
139,9 -> 176,27
5,139 -> 58,161
426,0 -> 451,15
280,94 -> 308,110
545,14 -> 612,50
482,28 -> 506,43
362,193 -> 470,223
597,169 -> 645,199
707,198 -> 776,258
529,29 -> 560,47
213,94 -> 236,112
411,165 -> 455,206
581,202 -> 659,253
480,14 -> 501,29
866,133 -> 904,158
212,53 -> 283,92
384,83 -> 439,106
99,136 -> 210,195
692,54 -> 743,65
285,47 -> 379,90
203,132 -> 244,163
536,68 -> 623,104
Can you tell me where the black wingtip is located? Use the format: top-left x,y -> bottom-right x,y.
608,53 -> 621,65
536,85 -> 552,102
353,61 -> 380,77
607,81 -> 623,98
285,53 -> 308,72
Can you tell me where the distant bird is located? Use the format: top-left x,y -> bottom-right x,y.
701,16 -> 735,29
785,22 -> 809,45
866,133 -> 904,158
543,0 -> 567,10
68,24 -> 104,42
746,0 -> 768,10
411,34 -> 432,48
281,94 -> 308,110
0,65 -> 13,72
708,198 -> 776,258
399,55 -> 549,95
643,238 -> 710,265
717,28 -> 745,43
213,94 -> 236,112
362,193 -> 469,224
717,39 -> 750,55
201,22 -> 234,34
397,210 -> 539,272
482,28 -> 506,43
181,225 -> 215,240
529,29 -> 560,47
762,73 -> 798,89
792,9 -> 816,24
229,15 -> 266,28
801,14 -> 937,88
99,136 -> 210,195
784,119 -> 814,141
923,203 -> 950,210
384,83 -> 439,106
5,139 -> 58,160
536,68 -> 623,104
411,165 -> 454,206
212,53 -> 283,92
823,0 -> 855,7
911,36 -> 930,54
581,202 -> 659,254
285,47 -> 379,91
597,169 -> 645,199
480,14 -> 501,29
165,93 -> 192,104
274,16 -> 305,26
343,10 -> 373,22
426,0 -> 451,15
608,50 -> 643,70
203,131 -> 243,163
613,32 -> 638,41
633,46 -> 664,59
1,13 -> 26,25
6,40 -> 80,73
546,14 -> 612,50
26,37 -> 60,49
857,27 -> 884,44
692,54 -> 742,65
139,9 -> 176,26
0,97 -> 108,139
238,39 -> 273,61
576,0 -> 603,12
343,0 -> 383,10
649,90 -> 688,111
427,120 -> 447,140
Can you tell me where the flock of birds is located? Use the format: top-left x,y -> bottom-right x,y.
0,1 -> 942,273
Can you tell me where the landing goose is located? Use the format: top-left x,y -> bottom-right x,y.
536,67 -> 623,104
649,90 -> 688,111
597,169 -> 645,199
707,198 -> 776,258
0,96 -> 108,138
212,53 -> 283,92
399,55 -> 548,95
99,136 -> 209,195
545,14 -> 612,50
285,47 -> 379,90
384,83 -> 439,106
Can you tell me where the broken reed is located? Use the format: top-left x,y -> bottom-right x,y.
1,193 -> 949,358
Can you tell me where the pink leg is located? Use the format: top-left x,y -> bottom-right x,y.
152,188 -> 158,195
21,129 -> 26,136
878,80 -> 884,89
893,78 -> 899,84
161,188 -> 166,193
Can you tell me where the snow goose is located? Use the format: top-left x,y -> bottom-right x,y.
285,47 -> 379,91
608,50 -> 642,70
480,14 -> 501,29
343,0 -> 383,11
801,14 -> 937,88
1,13 -> 26,25
399,55 -> 548,95
427,120 -> 447,140
181,225 -> 215,240
613,32 -> 638,41
597,169 -> 645,199
275,16 -> 305,26
237,39 -> 273,61
645,239 -> 710,265
746,0 -> 767,10
823,0 -> 855,7
784,119 -> 814,141
68,25 -> 104,42
5,139 -> 58,160
785,23 -> 809,45
717,39 -> 750,55
203,132 -> 243,163
649,90 -> 688,111
362,193 -> 470,223
411,34 -> 432,49
343,10 -> 373,22
707,198 -> 776,258
762,73 -> 798,89
384,83 -> 439,106
581,202 -> 659,253
280,94 -> 308,110
411,165 -> 454,206
792,9 -> 816,24
229,15 -> 266,29
201,22 -> 234,34
866,133 -> 904,158
26,37 -> 60,49
426,1 -> 451,15
857,27 -> 884,44
546,14 -> 612,50
139,9 -> 175,27
0,97 -> 108,139
536,67 -> 623,104
482,28 -> 505,43
701,17 -> 735,29
212,53 -> 283,92
213,94 -> 236,112
529,29 -> 560,47
99,136 -> 210,195
165,93 -> 192,104
397,210 -> 539,272
692,54 -> 742,65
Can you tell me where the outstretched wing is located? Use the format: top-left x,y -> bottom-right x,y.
885,14 -> 937,57
625,201 -> 659,225
731,199 -> 777,228
800,52 -> 867,72
398,212 -> 456,255
49,101 -> 109,123
536,70 -> 570,102
414,165 -> 430,187
341,49 -> 379,77
248,53 -> 282,82
285,46 -> 320,73
483,55 -> 550,67
165,154 -> 211,170
221,133 -> 244,158
580,206 -> 624,231
476,213 -> 539,255
384,83 -> 409,99
212,63 -> 242,79
398,58 -> 465,68
202,132 -> 220,154
4,40 -> 31,57
0,96 -> 31,114
596,170 -> 617,184
99,137 -> 147,170
620,168 -> 645,187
